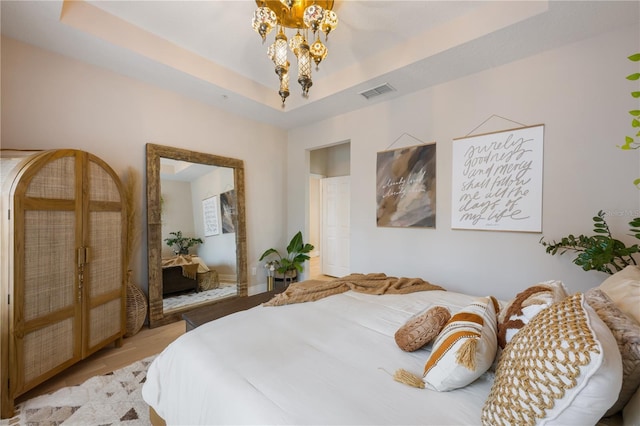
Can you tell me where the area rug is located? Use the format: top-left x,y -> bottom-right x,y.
163,283 -> 237,312
1,355 -> 156,426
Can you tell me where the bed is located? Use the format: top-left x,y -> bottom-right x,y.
142,270 -> 640,425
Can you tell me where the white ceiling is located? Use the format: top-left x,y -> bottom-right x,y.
2,1 -> 638,130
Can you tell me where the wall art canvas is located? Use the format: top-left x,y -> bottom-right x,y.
451,124 -> 544,232
220,189 -> 236,234
202,195 -> 220,237
376,143 -> 436,228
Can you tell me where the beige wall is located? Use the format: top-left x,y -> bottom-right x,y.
3,22 -> 640,300
288,23 -> 640,299
160,180 -> 196,258
1,36 -> 288,293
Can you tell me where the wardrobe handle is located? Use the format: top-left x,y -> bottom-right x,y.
77,247 -> 89,302
77,247 -> 85,266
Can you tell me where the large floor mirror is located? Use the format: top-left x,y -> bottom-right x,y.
146,143 -> 247,328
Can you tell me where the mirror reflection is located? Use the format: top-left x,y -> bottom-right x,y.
146,143 -> 248,328
160,159 -> 238,313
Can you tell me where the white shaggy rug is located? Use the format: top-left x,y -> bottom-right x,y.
163,283 -> 237,312
1,355 -> 156,426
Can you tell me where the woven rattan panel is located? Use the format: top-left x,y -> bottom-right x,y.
89,299 -> 121,348
23,211 -> 75,322
23,318 -> 74,383
25,156 -> 75,200
89,161 -> 120,202
88,211 -> 122,297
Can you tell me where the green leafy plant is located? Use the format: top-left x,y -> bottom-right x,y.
164,231 -> 203,255
259,231 -> 314,276
540,211 -> 638,275
619,53 -> 640,187
630,217 -> 640,239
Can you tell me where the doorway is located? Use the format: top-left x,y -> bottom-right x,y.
321,176 -> 350,277
309,142 -> 351,278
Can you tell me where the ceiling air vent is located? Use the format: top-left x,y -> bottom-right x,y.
359,83 -> 395,100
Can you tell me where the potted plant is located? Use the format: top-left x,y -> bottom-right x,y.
259,231 -> 314,283
164,230 -> 203,255
540,210 -> 639,275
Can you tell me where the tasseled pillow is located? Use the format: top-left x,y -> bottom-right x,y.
422,296 -> 499,391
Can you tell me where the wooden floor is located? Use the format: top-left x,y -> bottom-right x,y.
309,255 -> 334,281
16,320 -> 185,403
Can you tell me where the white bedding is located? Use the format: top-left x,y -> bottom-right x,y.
142,290 -> 496,425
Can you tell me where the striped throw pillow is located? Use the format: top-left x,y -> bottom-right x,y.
423,296 -> 499,391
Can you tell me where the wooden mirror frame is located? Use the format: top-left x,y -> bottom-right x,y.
146,143 -> 248,328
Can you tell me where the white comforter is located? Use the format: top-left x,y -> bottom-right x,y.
142,290 -> 496,425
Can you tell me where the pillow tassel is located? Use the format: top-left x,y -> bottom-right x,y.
456,337 -> 478,370
393,369 -> 425,389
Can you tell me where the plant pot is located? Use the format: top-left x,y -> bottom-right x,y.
274,270 -> 298,285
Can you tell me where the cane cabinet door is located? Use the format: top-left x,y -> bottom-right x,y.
1,149 -> 126,418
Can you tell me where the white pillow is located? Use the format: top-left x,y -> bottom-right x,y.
423,296 -> 499,392
482,293 -> 623,425
598,265 -> 640,325
497,280 -> 568,348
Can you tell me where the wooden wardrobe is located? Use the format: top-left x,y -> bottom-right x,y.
0,149 -> 127,418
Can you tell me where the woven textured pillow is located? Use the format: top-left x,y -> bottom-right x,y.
585,287 -> 640,416
482,293 -> 622,426
497,280 -> 568,349
395,306 -> 451,352
598,265 -> 640,324
423,296 -> 499,392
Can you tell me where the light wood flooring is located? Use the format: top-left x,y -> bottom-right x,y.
16,321 -> 185,403
309,255 -> 334,281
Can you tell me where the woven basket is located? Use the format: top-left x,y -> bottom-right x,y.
125,270 -> 147,337
198,269 -> 220,291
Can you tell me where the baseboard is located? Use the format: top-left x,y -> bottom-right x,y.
248,283 -> 267,296
218,273 -> 236,283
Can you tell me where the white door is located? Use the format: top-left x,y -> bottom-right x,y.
321,176 -> 350,277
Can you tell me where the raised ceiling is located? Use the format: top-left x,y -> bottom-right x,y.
2,1 -> 638,129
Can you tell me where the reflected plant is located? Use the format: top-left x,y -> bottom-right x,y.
164,231 -> 203,255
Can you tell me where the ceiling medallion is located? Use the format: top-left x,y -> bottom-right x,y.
252,0 -> 338,107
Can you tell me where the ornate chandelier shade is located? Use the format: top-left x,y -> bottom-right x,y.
252,0 -> 338,107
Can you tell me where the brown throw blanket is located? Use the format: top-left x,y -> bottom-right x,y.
263,273 -> 445,306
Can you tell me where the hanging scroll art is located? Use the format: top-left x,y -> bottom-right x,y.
202,195 -> 220,237
376,143 -> 436,228
451,124 -> 544,232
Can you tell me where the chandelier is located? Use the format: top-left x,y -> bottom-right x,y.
252,0 -> 338,107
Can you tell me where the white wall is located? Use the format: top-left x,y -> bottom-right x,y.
309,176 -> 321,256
190,167 -> 236,276
287,24 -> 640,300
160,180 -> 195,258
1,36 -> 288,294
